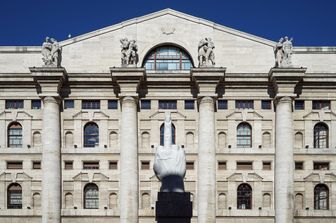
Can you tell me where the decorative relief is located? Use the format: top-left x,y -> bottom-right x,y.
161,24 -> 176,35
274,36 -> 293,68
198,38 -> 215,67
120,38 -> 138,67
42,37 -> 62,67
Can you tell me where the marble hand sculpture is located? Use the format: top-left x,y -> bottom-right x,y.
154,112 -> 186,193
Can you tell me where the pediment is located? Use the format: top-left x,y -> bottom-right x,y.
226,110 -> 263,120
149,111 -> 186,120
57,9 -> 275,73
304,172 -> 336,183
73,172 -> 109,182
72,110 -> 109,120
303,110 -> 336,121
227,172 -> 263,182
0,172 -> 32,181
0,110 -> 33,120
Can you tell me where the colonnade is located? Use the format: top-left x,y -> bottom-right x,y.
30,66 -> 305,223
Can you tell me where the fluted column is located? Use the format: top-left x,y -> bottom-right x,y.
41,96 -> 61,223
120,96 -> 138,223
274,96 -> 295,223
197,96 -> 216,222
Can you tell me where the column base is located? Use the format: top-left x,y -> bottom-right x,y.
156,192 -> 192,223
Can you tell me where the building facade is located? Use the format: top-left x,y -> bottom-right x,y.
0,9 -> 336,223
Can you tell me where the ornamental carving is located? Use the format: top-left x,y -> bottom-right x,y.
198,38 -> 215,67
42,37 -> 62,67
120,38 -> 138,67
274,36 -> 293,68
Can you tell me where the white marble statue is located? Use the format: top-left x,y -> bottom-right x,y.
154,112 -> 186,193
120,38 -> 138,67
42,37 -> 62,67
274,36 -> 293,68
198,38 -> 215,67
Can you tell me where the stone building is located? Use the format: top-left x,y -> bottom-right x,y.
0,9 -> 335,223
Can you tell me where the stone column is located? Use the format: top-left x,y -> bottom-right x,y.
269,67 -> 306,223
191,68 -> 225,223
41,96 -> 61,223
274,96 -> 294,223
110,67 -> 145,223
120,96 -> 138,223
197,96 -> 216,222
30,67 -> 66,223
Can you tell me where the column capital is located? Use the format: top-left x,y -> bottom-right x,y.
30,66 -> 67,98
269,67 -> 306,99
273,95 -> 293,106
110,67 -> 145,97
191,67 -> 225,98
42,96 -> 61,105
198,96 -> 215,105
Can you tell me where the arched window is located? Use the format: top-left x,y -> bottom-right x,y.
84,183 -> 99,209
295,132 -> 304,149
237,184 -> 252,209
314,123 -> 328,148
237,123 -> 252,148
143,45 -> 193,70
160,123 -> 176,146
8,122 -> 22,148
7,183 -> 22,209
84,123 -> 99,148
314,184 -> 329,210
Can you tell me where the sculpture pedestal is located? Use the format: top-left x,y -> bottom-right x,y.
156,192 -> 192,223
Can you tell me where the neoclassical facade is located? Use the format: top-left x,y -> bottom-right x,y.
0,9 -> 336,223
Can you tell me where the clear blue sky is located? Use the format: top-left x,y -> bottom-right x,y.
1,0 -> 335,46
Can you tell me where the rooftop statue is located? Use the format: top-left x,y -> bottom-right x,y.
274,36 -> 293,68
120,38 -> 138,67
154,112 -> 186,193
42,37 -> 62,67
198,38 -> 215,67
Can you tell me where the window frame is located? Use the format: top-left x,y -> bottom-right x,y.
314,184 -> 329,210
7,183 -> 22,209
237,183 -> 252,210
313,123 -> 329,149
237,122 -> 252,148
8,122 -> 23,148
82,100 -> 100,109
83,122 -> 99,148
84,183 -> 99,209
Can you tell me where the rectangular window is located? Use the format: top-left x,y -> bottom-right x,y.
235,100 -> 254,109
32,161 -> 41,169
294,100 -> 305,110
5,100 -> 24,109
313,162 -> 329,170
295,161 -> 304,170
64,100 -> 74,109
108,100 -> 118,109
141,161 -> 150,170
261,100 -> 271,110
262,161 -> 272,170
236,161 -> 253,170
186,161 -> 194,170
82,100 -> 100,109
64,161 -> 73,170
31,100 -> 41,109
218,100 -> 228,110
109,161 -> 118,170
218,161 -> 227,170
7,161 -> 23,169
83,161 -> 99,170
313,100 -> 330,110
141,100 -> 151,109
159,100 -> 177,109
184,100 -> 195,110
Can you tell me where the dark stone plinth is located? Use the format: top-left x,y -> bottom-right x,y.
156,192 -> 192,223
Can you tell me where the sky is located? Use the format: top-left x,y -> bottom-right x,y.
0,0 -> 335,46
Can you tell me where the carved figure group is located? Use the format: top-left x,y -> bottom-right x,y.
42,37 -> 62,67
120,38 -> 138,67
274,36 -> 293,68
198,38 -> 215,67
